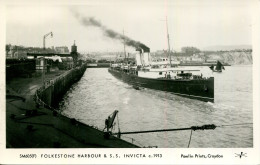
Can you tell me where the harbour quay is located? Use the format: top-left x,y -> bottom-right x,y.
6,43 -> 138,148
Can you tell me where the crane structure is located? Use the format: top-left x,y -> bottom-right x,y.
43,32 -> 53,50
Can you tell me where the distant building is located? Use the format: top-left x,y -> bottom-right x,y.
55,46 -> 69,54
6,46 -> 14,58
71,41 -> 77,53
13,51 -> 27,59
6,46 -> 27,59
70,41 -> 79,64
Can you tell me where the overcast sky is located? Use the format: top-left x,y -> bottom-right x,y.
6,0 -> 254,52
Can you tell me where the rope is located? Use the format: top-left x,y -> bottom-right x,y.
187,130 -> 193,148
121,136 -> 136,144
112,122 -> 253,136
112,124 -> 216,135
218,123 -> 253,127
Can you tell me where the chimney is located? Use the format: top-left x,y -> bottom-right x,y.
143,47 -> 150,53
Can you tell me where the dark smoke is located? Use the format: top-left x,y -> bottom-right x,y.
72,10 -> 150,52
81,17 -> 102,27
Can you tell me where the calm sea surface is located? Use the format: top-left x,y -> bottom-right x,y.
59,66 -> 253,148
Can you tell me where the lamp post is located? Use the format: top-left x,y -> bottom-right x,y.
43,32 -> 53,50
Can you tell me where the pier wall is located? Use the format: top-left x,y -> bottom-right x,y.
37,64 -> 87,107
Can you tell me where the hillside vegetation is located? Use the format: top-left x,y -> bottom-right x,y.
205,50 -> 252,65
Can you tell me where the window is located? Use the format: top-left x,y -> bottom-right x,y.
159,72 -> 162,75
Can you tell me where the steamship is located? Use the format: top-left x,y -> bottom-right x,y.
108,19 -> 214,102
108,48 -> 214,102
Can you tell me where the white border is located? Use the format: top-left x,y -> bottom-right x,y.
0,0 -> 260,164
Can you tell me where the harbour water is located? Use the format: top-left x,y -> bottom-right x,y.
59,66 -> 253,148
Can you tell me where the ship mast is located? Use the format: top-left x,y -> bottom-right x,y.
123,29 -> 126,63
166,17 -> 172,66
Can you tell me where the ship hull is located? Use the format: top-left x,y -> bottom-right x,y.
213,70 -> 222,73
108,68 -> 214,102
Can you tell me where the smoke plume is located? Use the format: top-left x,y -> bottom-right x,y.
72,10 -> 150,52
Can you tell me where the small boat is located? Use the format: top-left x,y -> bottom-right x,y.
209,61 -> 225,72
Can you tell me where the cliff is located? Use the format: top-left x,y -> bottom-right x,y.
205,50 -> 252,65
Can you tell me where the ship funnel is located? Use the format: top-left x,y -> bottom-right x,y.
135,48 -> 150,66
137,46 -> 150,53
136,48 -> 143,53
143,52 -> 150,66
143,47 -> 150,53
135,50 -> 142,66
